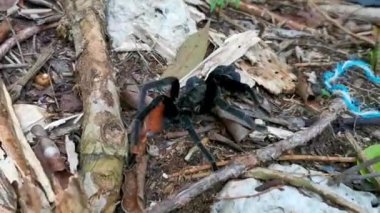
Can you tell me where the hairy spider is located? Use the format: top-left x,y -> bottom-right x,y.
130,65 -> 266,171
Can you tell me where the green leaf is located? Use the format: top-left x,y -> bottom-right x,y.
359,144 -> 380,180
160,20 -> 210,79
210,0 -> 240,12
320,89 -> 331,98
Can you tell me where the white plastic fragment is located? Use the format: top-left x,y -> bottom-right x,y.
107,0 -> 197,63
13,104 -> 48,132
212,164 -> 379,213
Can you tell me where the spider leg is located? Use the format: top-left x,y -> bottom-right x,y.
182,115 -> 218,171
130,95 -> 167,147
213,97 -> 255,129
138,77 -> 179,109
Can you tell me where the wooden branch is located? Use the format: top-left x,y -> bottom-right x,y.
147,99 -> 345,213
63,0 -> 128,212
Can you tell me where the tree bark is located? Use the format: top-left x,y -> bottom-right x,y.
63,0 -> 128,212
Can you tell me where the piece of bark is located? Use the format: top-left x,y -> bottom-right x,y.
147,99 -> 345,213
0,170 -> 17,212
0,79 -> 54,206
63,0 -> 128,212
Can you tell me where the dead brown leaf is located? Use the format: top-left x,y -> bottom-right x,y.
161,20 -> 210,79
120,85 -> 153,110
54,175 -> 90,213
0,0 -> 18,11
60,93 -> 83,112
0,20 -> 11,43
295,71 -> 312,103
16,177 -> 43,213
122,155 -> 148,213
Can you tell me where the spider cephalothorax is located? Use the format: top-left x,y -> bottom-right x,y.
129,65 -> 268,171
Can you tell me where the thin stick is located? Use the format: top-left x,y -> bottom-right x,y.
147,99 -> 345,213
244,168 -> 365,213
5,17 -> 25,63
294,62 -> 335,67
308,0 -> 375,46
168,160 -> 230,178
278,154 -> 356,163
0,63 -> 29,69
0,23 -> 57,60
238,1 -> 317,34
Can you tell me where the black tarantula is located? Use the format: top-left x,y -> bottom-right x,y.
130,65 -> 267,171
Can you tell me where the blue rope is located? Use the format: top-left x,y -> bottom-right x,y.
323,60 -> 380,118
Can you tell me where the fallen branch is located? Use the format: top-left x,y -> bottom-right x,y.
244,167 -> 365,213
63,0 -> 128,212
147,99 -> 345,213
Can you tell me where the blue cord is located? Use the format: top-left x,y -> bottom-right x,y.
323,60 -> 380,118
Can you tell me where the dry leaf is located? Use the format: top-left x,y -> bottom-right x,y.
122,155 -> 148,213
54,175 -> 90,213
60,93 -> 83,112
65,135 -> 78,174
161,20 -> 210,79
180,30 -> 261,86
0,0 -> 18,11
0,20 -> 11,43
295,71 -> 311,103
120,85 -> 153,110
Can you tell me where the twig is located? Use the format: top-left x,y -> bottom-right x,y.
36,14 -> 63,25
216,184 -> 282,200
294,62 -> 335,67
27,0 -> 62,12
8,43 -> 55,101
165,125 -> 216,139
5,17 -> 25,63
308,0 -> 375,46
208,132 -> 245,152
0,63 -> 29,69
168,160 -> 230,179
0,23 -> 57,60
169,154 -> 355,179
147,99 -> 345,213
244,168 -> 365,213
278,154 -> 356,163
238,1 -> 317,34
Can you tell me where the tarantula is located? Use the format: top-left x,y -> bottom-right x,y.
129,65 -> 267,171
